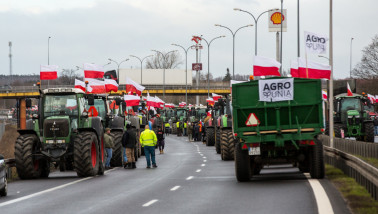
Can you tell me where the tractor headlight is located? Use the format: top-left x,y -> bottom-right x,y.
46,140 -> 54,144
56,140 -> 65,143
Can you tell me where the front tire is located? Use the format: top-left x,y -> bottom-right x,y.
215,129 -> 221,154
14,134 -> 41,179
220,129 -> 235,161
74,132 -> 99,177
206,128 -> 215,146
309,138 -> 325,179
235,142 -> 251,182
0,176 -> 7,196
363,122 -> 375,143
110,132 -> 123,167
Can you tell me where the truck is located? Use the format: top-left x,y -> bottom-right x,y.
232,78 -> 325,181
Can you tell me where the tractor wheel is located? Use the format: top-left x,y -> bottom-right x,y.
215,129 -> 221,154
14,134 -> 41,179
334,123 -> 343,138
74,132 -> 99,177
221,129 -> 235,161
110,132 -> 123,167
235,142 -> 251,182
363,122 -> 375,143
98,130 -> 105,175
309,138 -> 325,179
0,175 -> 7,196
206,128 -> 215,146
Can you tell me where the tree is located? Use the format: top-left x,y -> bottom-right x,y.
145,52 -> 182,69
352,35 -> 378,79
58,69 -> 82,85
223,68 -> 231,82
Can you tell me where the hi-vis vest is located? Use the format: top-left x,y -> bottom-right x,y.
165,123 -> 170,127
176,122 -> 180,128
184,122 -> 187,128
140,129 -> 157,147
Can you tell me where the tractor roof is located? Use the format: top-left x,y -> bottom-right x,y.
43,88 -> 85,94
335,93 -> 364,99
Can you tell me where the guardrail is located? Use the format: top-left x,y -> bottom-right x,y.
319,135 -> 378,200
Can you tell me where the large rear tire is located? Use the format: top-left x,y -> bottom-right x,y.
110,132 -> 123,167
215,129 -> 221,153
98,130 -> 105,175
206,128 -> 215,146
74,132 -> 99,177
14,134 -> 41,179
221,129 -> 235,161
363,122 -> 375,143
310,138 -> 325,179
235,142 -> 251,182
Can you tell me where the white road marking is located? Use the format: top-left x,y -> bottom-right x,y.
203,157 -> 206,159
201,164 -> 206,167
200,154 -> 203,156
0,177 -> 93,208
305,174 -> 334,214
170,186 -> 181,191
142,199 -> 158,207
186,176 -> 194,180
196,169 -> 201,172
203,160 -> 207,162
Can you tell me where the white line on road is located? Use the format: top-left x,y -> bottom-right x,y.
203,160 -> 207,162
203,157 -> 206,159
305,174 -> 334,214
201,164 -> 206,167
142,199 -> 158,207
196,169 -> 201,172
200,154 -> 203,156
170,186 -> 181,191
186,176 -> 194,180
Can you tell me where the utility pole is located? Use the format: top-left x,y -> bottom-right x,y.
195,45 -> 200,105
9,41 -> 13,84
329,0 -> 334,148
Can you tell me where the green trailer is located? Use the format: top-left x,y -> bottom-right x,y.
232,77 -> 325,181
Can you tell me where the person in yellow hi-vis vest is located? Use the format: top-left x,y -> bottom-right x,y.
164,122 -> 170,136
176,121 -> 182,136
140,125 -> 158,168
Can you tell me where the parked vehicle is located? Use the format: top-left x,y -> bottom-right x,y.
0,154 -> 7,196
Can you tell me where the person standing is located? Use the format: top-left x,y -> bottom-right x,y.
164,122 -> 170,136
140,125 -> 158,168
188,122 -> 193,142
104,128 -> 114,169
122,124 -> 137,169
194,123 -> 199,141
156,127 -> 165,154
183,121 -> 187,136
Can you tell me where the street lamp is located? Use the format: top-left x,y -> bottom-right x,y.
48,36 -> 51,65
103,61 -> 111,67
200,35 -> 225,97
350,37 -> 354,78
151,50 -> 177,101
234,8 -> 279,55
215,24 -> 253,79
318,55 -> 330,61
130,55 -> 153,85
108,58 -> 129,84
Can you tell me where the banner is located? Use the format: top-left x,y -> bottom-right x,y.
259,78 -> 294,102
304,31 -> 329,54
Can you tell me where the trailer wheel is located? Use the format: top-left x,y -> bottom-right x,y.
215,129 -> 221,153
74,132 -> 99,177
221,129 -> 235,160
14,134 -> 41,179
110,132 -> 123,167
206,128 -> 215,146
363,122 -> 375,143
310,138 -> 325,179
235,142 -> 250,182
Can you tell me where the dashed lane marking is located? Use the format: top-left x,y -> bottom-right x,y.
305,173 -> 334,214
196,169 -> 201,172
142,199 -> 158,207
170,186 -> 181,191
186,176 -> 194,180
203,160 -> 207,162
201,164 -> 206,167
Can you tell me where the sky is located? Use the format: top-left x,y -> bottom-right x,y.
0,0 -> 377,80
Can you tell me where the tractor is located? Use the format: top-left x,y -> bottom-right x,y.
216,96 -> 234,160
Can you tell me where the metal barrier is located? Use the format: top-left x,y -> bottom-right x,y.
320,135 -> 378,200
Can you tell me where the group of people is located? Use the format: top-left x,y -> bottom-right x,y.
187,122 -> 204,142
103,124 -> 167,170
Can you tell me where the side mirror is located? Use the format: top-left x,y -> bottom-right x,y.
26,98 -> 32,108
87,94 -> 94,106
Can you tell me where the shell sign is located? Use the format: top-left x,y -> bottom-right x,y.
268,9 -> 287,32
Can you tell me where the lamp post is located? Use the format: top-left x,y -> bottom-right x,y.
151,50 -> 177,100
200,36 -> 225,97
234,8 -> 278,55
130,55 -> 153,85
108,58 -> 129,84
103,61 -> 111,67
350,37 -> 354,78
48,36 -> 51,65
215,24 -> 253,79
318,55 -> 330,61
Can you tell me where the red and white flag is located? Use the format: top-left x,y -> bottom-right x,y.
207,110 -> 211,117
86,78 -> 106,94
124,95 -> 140,107
74,79 -> 87,92
104,79 -> 118,93
147,95 -> 157,108
40,65 -> 58,80
253,56 -> 281,77
322,90 -> 328,100
290,60 -> 299,77
165,103 -> 175,108
347,82 -> 353,96
212,93 -> 222,101
179,102 -> 186,107
126,77 -> 145,96
376,95 -> 378,103
206,98 -> 215,106
84,63 -> 104,79
155,96 -> 165,109
367,94 -> 375,104
188,104 -> 193,108
293,58 -> 331,80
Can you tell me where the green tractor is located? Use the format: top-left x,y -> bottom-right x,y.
15,88 -> 105,179
216,96 -> 234,161
333,93 -> 375,142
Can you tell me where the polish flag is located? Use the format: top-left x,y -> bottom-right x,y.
40,65 -> 58,80
253,56 -> 281,77
155,96 -> 165,109
147,95 -> 157,107
188,104 -> 193,108
367,94 -> 375,104
212,93 -> 222,101
126,77 -> 145,96
297,58 -> 331,80
104,79 -> 118,93
206,98 -> 215,106
74,79 -> 87,92
124,95 -> 140,107
322,90 -> 328,100
86,78 -> 106,94
347,82 -> 353,96
165,103 -> 175,108
84,63 -> 104,79
207,110 -> 212,117
179,102 -> 186,107
376,95 -> 378,103
290,60 -> 299,77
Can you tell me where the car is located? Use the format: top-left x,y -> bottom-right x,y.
0,154 -> 7,196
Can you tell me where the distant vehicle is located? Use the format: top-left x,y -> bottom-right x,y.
0,154 -> 7,196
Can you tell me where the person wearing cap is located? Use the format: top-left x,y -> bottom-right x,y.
122,124 -> 137,169
104,128 -> 114,169
140,125 -> 158,168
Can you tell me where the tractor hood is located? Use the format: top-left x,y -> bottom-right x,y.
347,110 -> 360,117
43,116 -> 70,139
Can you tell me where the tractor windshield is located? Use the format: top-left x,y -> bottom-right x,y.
341,98 -> 361,112
44,94 -> 79,118
177,109 -> 187,118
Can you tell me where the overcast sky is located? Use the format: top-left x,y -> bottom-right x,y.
0,0 -> 377,80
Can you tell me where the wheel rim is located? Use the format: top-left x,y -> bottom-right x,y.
91,141 -> 97,168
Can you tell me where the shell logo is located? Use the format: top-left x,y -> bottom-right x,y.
271,12 -> 285,25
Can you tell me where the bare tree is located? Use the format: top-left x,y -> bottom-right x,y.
352,35 -> 378,79
58,69 -> 81,85
145,52 -> 182,69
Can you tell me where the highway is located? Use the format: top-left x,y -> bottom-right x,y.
0,135 -> 351,214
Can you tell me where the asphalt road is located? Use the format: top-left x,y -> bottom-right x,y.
0,135 -> 351,214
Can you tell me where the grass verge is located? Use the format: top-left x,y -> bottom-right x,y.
325,164 -> 378,214
355,155 -> 378,169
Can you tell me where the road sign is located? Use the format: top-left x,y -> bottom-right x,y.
245,113 -> 260,127
192,63 -> 202,71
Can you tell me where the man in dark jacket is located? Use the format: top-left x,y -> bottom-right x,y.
156,126 -> 165,154
122,124 -> 137,169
